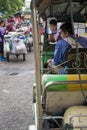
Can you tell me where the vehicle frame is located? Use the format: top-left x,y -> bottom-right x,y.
29,0 -> 87,130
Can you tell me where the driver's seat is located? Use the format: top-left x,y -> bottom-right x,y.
66,48 -> 87,74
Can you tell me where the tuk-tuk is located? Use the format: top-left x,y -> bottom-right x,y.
29,0 -> 87,130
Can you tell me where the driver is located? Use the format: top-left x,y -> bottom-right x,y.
47,22 -> 83,66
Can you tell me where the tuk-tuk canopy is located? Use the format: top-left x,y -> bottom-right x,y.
35,0 -> 87,22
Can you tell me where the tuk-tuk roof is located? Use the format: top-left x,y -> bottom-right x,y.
35,0 -> 87,22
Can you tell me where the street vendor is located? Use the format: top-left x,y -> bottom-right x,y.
6,21 -> 15,34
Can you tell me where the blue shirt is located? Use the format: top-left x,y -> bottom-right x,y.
52,40 -> 70,65
52,36 -> 87,66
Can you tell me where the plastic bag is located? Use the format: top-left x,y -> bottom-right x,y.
15,40 -> 27,53
4,42 -> 10,51
4,42 -> 10,56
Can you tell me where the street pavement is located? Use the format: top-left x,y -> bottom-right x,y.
0,48 -> 35,130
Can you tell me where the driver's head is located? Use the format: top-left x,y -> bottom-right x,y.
60,22 -> 74,39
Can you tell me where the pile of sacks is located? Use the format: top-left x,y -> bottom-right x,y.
4,34 -> 27,56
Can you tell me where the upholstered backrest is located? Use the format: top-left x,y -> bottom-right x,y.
64,106 -> 87,130
42,74 -> 87,116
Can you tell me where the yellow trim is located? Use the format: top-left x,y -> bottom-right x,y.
68,74 -> 87,90
82,32 -> 87,38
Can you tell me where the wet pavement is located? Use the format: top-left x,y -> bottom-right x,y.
0,48 -> 35,130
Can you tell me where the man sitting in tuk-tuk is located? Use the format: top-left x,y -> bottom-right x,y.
47,22 -> 87,66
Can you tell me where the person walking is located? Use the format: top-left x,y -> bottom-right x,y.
0,20 -> 6,61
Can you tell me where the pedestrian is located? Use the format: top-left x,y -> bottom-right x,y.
0,20 -> 6,61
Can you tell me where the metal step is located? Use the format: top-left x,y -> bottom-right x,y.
29,125 -> 63,130
43,128 -> 64,130
29,125 -> 36,130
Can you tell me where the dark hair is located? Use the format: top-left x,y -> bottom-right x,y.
60,22 -> 74,35
49,19 -> 57,26
0,20 -> 4,25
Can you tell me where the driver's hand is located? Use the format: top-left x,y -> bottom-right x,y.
47,59 -> 52,63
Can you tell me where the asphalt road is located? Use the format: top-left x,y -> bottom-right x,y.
0,48 -> 35,130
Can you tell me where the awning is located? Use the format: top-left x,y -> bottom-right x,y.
34,0 -> 87,22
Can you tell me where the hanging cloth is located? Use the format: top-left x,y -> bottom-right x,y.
64,36 -> 83,48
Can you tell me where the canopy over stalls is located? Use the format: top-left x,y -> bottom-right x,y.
35,0 -> 87,22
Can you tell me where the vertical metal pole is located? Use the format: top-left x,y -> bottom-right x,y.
32,0 -> 42,130
69,0 -> 87,103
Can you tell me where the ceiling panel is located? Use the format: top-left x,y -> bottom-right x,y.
34,0 -> 87,22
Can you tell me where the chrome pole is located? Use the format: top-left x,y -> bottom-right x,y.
32,0 -> 42,130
